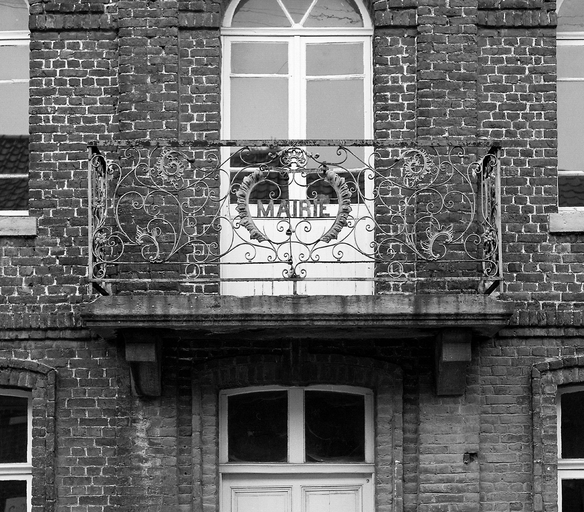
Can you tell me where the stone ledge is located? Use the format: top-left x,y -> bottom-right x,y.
81,294 -> 515,341
549,210 -> 584,233
0,216 -> 37,237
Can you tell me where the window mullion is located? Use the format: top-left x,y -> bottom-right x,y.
288,388 -> 304,463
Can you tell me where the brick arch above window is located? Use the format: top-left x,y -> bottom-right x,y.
192,354 -> 404,512
532,355 -> 584,512
0,359 -> 57,512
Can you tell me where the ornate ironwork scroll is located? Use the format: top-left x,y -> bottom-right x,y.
88,142 -> 502,293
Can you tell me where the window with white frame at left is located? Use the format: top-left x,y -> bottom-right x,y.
558,386 -> 584,511
0,0 -> 29,214
0,390 -> 32,512
557,0 -> 584,208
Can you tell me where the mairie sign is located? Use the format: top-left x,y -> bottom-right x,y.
255,198 -> 331,218
235,168 -> 353,244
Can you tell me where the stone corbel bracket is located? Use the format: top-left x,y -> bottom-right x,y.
435,328 -> 473,396
124,330 -> 162,397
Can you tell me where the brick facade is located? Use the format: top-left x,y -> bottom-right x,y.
0,0 -> 583,510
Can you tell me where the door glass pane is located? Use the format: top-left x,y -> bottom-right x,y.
305,391 -> 365,462
304,0 -> 363,27
0,481 -> 27,511
0,0 -> 28,31
306,43 -> 363,76
232,42 -> 288,75
559,175 -> 584,207
307,79 -> 363,139
562,480 -> 584,512
558,82 -> 584,175
0,395 -> 28,463
228,391 -> 288,462
561,391 -> 584,458
232,0 -> 290,27
231,77 -> 288,139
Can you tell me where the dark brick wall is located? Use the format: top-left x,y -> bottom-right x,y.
0,0 -> 583,511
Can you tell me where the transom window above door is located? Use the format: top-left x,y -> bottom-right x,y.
219,386 -> 374,465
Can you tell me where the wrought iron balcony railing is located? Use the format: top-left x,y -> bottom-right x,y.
88,141 -> 502,295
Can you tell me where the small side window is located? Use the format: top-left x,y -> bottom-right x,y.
558,387 -> 584,511
0,0 -> 29,215
0,390 -> 32,512
557,0 -> 584,208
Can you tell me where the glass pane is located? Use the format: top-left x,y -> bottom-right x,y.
0,136 -> 29,175
558,82 -> 584,174
232,42 -> 288,75
232,0 -> 290,27
0,178 -> 29,210
231,77 -> 288,139
558,0 -> 584,33
0,480 -> 27,512
562,480 -> 584,512
559,174 -> 584,207
0,45 -> 29,81
561,391 -> 584,458
305,391 -> 365,462
0,0 -> 28,31
304,0 -> 363,27
558,45 -> 584,79
306,43 -> 363,76
307,170 -> 364,204
0,395 -> 28,463
0,83 -> 28,136
281,0 -> 314,23
228,391 -> 288,462
307,79 -> 364,138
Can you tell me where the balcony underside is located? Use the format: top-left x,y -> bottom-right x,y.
82,293 -> 513,340
82,294 -> 513,397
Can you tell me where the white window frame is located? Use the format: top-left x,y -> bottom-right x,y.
557,385 -> 584,511
557,31 -> 584,212
0,0 -> 33,233
0,389 -> 33,512
219,385 -> 375,473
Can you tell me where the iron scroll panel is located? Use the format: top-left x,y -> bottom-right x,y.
88,142 -> 502,293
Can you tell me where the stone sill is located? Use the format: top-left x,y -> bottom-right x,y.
81,294 -> 515,341
549,210 -> 584,233
0,215 -> 37,236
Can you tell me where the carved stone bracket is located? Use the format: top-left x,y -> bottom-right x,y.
435,328 -> 473,396
124,330 -> 162,397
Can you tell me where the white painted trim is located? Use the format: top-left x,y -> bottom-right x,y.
0,32 -> 29,42
288,388 -> 304,464
219,463 -> 376,474
222,0 -> 372,30
222,27 -> 373,36
557,31 -> 584,41
0,390 -> 32,512
0,78 -> 29,84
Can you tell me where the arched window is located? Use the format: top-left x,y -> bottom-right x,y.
220,0 -> 374,296
0,0 -> 29,214
557,0 -> 584,208
219,386 -> 375,512
0,390 -> 32,512
557,386 -> 584,511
